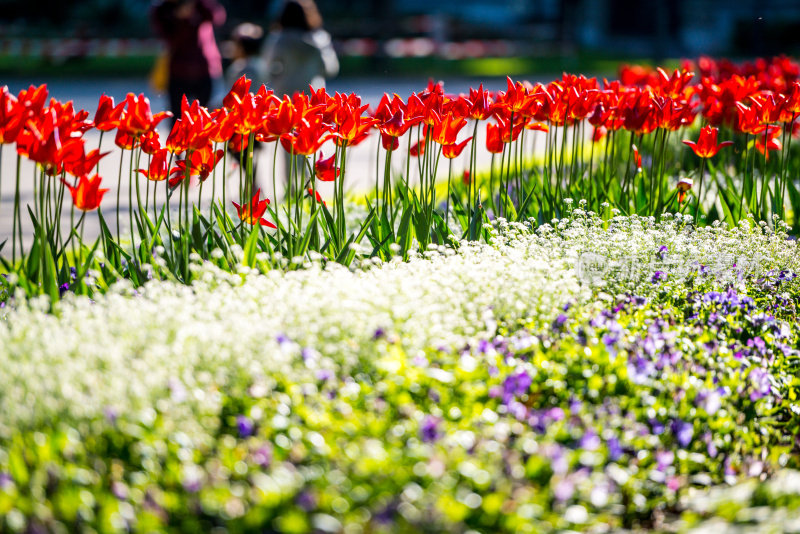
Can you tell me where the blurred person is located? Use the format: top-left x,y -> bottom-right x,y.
225,23 -> 267,195
150,0 -> 226,117
261,0 -> 339,98
226,22 -> 267,91
261,0 -> 339,192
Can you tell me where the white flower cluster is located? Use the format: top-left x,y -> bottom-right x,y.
0,214 -> 796,446
0,232 -> 583,441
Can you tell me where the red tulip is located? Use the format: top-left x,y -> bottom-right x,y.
138,149 -> 171,182
263,96 -> 296,137
495,77 -> 534,116
379,110 -> 411,138
336,114 -> 376,146
442,137 -> 472,159
208,108 -> 237,143
485,123 -> 505,154
676,177 -> 693,204
755,126 -> 782,161
140,129 -> 161,155
280,118 -> 332,156
682,125 -> 733,158
380,132 -> 399,151
170,145 -> 224,182
223,75 -> 252,110
306,187 -> 326,205
65,174 -> 109,212
592,126 -> 607,142
467,84 -> 495,120
430,110 -> 467,146
0,86 -> 23,144
117,93 -> 171,139
232,189 -> 276,227
409,140 -> 425,157
63,145 -> 108,178
93,94 -> 124,131
315,152 -> 340,182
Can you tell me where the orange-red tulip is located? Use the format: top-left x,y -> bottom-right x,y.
682,125 -> 733,158
315,152 -> 340,181
65,174 -> 109,212
442,137 -> 472,159
233,189 -> 276,227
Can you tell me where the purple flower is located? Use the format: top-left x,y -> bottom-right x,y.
553,477 -> 575,502
656,245 -> 668,260
296,490 -> 317,511
507,400 -> 527,420
111,481 -> 128,500
316,369 -> 334,381
373,327 -> 385,340
747,337 -> 767,356
696,389 -> 722,415
607,437 -> 623,461
501,369 -> 532,403
301,347 -> 319,362
655,450 -> 674,470
375,502 -> 397,524
236,415 -> 255,438
552,314 -> 568,331
704,432 -> 718,458
651,271 -> 667,284
748,367 -> 772,401
649,419 -> 665,435
671,419 -> 693,448
182,477 -> 202,493
104,406 -> 119,424
579,429 -> 601,451
0,473 -> 13,491
420,415 -> 441,443
252,444 -> 272,467
59,283 -> 70,297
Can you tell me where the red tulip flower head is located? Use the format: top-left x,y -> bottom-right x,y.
682,125 -> 733,158
138,149 -> 171,182
676,177 -> 693,204
232,189 -> 276,228
485,123 -> 505,154
65,174 -> 109,212
442,137 -> 473,159
315,152 -> 340,182
93,94 -> 124,132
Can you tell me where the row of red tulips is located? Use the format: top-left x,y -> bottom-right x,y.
1,56 -> 800,293
0,56 -> 797,212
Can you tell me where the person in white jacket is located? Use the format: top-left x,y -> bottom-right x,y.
261,0 -> 339,99
261,0 -> 339,195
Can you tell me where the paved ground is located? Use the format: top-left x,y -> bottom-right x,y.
0,76 -> 556,250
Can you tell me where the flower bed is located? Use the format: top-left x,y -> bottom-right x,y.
2,56 -> 800,302
1,213 -> 800,532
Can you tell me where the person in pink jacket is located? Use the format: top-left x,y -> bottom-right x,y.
150,0 -> 226,117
